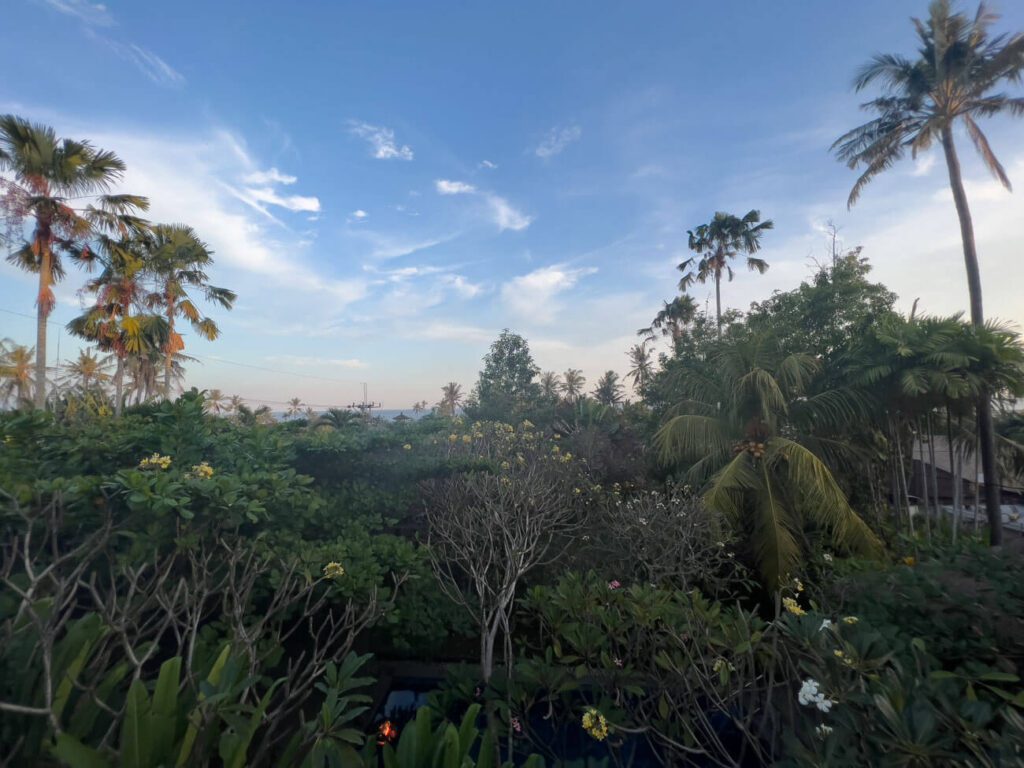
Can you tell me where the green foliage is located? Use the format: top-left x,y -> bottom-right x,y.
466,330 -> 542,422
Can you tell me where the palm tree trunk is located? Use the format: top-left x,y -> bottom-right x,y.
164,319 -> 174,400
34,250 -> 50,409
917,424 -> 932,543
714,269 -> 722,336
113,356 -> 125,418
941,125 -> 1002,546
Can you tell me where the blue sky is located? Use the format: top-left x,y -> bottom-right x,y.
3,0 -> 1024,408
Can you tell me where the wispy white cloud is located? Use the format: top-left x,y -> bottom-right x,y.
479,159 -> 498,170
237,185 -> 321,214
113,43 -> 185,87
911,154 -> 936,177
488,195 -> 531,231
501,264 -> 597,323
535,124 -> 582,159
347,120 -> 414,160
434,179 -> 531,231
42,0 -> 112,26
266,355 -> 368,369
436,179 -> 476,195
442,274 -> 485,298
243,168 -> 297,185
352,209 -> 368,219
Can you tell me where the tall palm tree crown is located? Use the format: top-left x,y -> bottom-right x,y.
626,343 -> 655,395
561,369 -> 586,402
0,115 -> 149,407
438,382 -> 463,417
679,210 -> 773,333
833,0 -> 1024,544
593,370 -> 625,406
0,340 -> 35,408
144,224 -> 235,399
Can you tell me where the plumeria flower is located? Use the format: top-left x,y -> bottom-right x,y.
816,724 -> 834,739
819,619 -> 834,632
782,597 -> 806,616
823,553 -> 834,563
608,580 -> 622,590
322,562 -> 345,580
798,679 -> 836,713
842,616 -> 859,625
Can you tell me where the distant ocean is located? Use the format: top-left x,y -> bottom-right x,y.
273,408 -> 430,421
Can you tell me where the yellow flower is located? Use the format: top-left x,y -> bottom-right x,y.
782,597 -> 805,617
552,445 -> 560,454
842,616 -> 859,625
521,419 -> 535,430
573,487 -> 582,495
500,461 -> 511,470
793,577 -> 805,593
323,562 -> 345,580
448,434 -> 458,443
403,443 -> 413,451
500,476 -> 512,486
581,708 -> 609,741
190,461 -> 214,479
462,434 -> 472,444
902,556 -> 916,566
139,453 -> 172,470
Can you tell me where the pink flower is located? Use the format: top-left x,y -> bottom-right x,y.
511,716 -> 522,734
613,657 -> 623,668
608,580 -> 622,590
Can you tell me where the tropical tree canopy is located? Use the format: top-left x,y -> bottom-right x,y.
655,334 -> 881,588
0,114 -> 149,406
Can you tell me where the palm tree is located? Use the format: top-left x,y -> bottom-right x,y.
832,0 -> 1024,544
205,388 -> 228,416
539,371 -> 562,400
144,224 -> 235,399
438,382 -> 463,417
67,237 -> 169,417
319,407 -> 359,429
0,340 -> 34,409
638,295 -> 698,344
228,394 -> 244,415
412,400 -> 429,415
626,343 -> 655,395
679,211 -> 773,334
286,397 -> 304,418
0,115 -> 149,407
561,369 -> 586,402
655,334 -> 880,588
60,349 -> 112,393
592,370 -> 625,406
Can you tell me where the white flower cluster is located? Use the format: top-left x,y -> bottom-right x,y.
798,678 -> 835,713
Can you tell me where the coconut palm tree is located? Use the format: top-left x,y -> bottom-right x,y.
655,334 -> 880,588
0,115 -> 149,407
60,349 -> 112,393
638,295 -> 698,344
286,397 -> 304,418
228,394 -> 244,415
412,400 -> 429,415
144,224 -> 235,399
205,388 -> 228,416
678,211 -> 773,334
539,371 -> 562,400
592,370 -> 625,406
0,340 -> 34,409
626,343 -> 655,396
561,369 -> 586,403
319,407 -> 359,429
438,382 -> 463,417
832,0 -> 1024,544
67,237 -> 169,417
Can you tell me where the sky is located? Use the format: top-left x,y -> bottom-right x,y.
2,0 -> 1024,409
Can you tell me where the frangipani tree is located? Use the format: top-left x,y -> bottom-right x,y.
655,334 -> 881,588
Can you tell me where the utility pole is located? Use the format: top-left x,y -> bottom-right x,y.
347,382 -> 381,422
